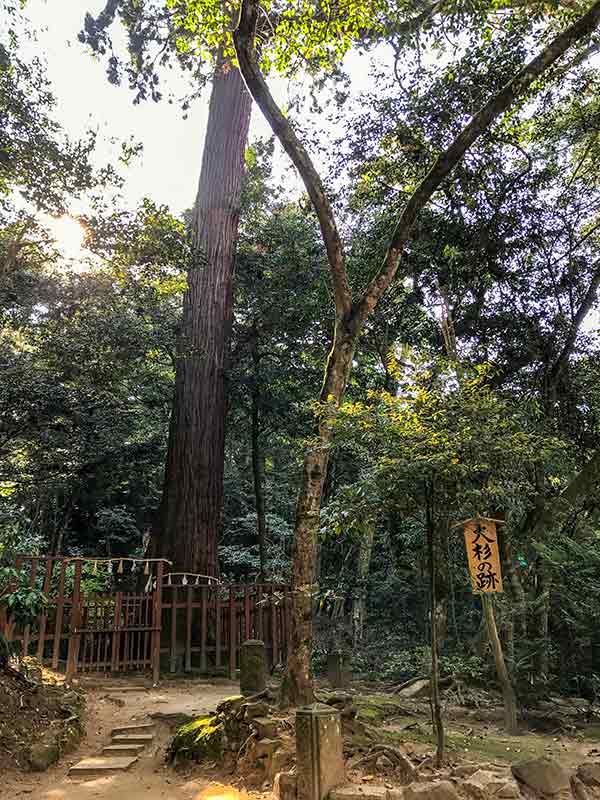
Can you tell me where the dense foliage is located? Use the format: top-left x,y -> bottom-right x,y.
1,0 -> 600,704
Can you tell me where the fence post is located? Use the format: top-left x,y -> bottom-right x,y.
65,559 -> 82,684
229,586 -> 236,680
185,585 -> 193,673
151,560 -> 164,686
36,557 -> 54,662
22,558 -> 38,658
52,559 -> 67,669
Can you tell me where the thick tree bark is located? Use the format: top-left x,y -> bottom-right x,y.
156,57 -> 252,575
234,0 -> 600,704
250,323 -> 267,582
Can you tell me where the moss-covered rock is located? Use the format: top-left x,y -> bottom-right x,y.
167,715 -> 223,763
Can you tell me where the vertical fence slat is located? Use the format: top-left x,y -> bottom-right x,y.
185,586 -> 193,672
229,587 -> 236,679
111,592 -> 123,673
200,585 -> 208,672
51,560 -> 66,669
152,561 -> 164,685
169,585 -> 178,673
66,560 -> 82,682
36,557 -> 54,662
22,558 -> 38,658
244,587 -> 251,641
215,588 -> 221,670
271,586 -> 279,667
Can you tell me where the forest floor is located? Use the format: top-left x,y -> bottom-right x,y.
4,674 -> 600,799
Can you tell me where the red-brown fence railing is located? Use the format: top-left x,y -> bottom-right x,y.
1,556 -> 290,682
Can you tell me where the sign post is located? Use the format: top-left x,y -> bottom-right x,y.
463,515 -> 503,594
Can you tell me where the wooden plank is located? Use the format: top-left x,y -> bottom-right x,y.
229,586 -> 236,679
200,585 -> 208,672
52,560 -> 67,669
36,557 -> 54,662
111,592 -> 123,673
271,586 -> 279,667
151,561 -> 163,685
257,585 -> 264,642
169,585 -> 177,673
22,558 -> 38,657
185,586 -> 193,673
65,560 -> 82,683
5,556 -> 22,643
244,586 -> 251,641
215,587 -> 221,669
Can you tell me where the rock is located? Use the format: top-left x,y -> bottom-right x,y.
330,785 -> 388,800
388,790 -> 404,800
255,738 -> 280,758
396,680 -> 431,699
403,781 -> 459,800
253,716 -> 279,738
571,776 -> 590,800
452,764 -> 482,779
28,741 -> 59,772
240,640 -> 267,696
496,783 -> 521,799
578,763 -> 600,787
244,701 -> 269,721
462,770 -> 507,798
216,695 -> 245,715
275,771 -> 298,800
271,748 -> 294,778
511,757 -> 570,795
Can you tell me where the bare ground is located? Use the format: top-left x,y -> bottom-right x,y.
3,676 -> 256,800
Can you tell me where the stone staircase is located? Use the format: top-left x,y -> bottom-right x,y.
69,722 -> 155,777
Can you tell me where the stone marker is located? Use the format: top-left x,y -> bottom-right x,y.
327,652 -> 351,689
240,639 -> 267,695
295,703 -> 345,800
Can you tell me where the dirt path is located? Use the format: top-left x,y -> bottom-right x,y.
4,677 -> 246,800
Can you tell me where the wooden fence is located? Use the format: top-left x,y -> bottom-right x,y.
1,556 -> 291,682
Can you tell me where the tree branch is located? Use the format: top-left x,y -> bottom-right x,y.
233,1 -> 352,320
548,259 -> 600,388
355,0 -> 600,323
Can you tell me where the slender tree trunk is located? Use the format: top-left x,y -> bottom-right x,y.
250,323 -> 267,582
482,594 -> 519,734
426,486 -> 445,766
282,329 -> 357,705
155,57 -> 252,575
353,522 -> 375,647
535,565 -> 551,679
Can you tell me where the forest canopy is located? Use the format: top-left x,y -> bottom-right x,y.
1,0 -> 600,720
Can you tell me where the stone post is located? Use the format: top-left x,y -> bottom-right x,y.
295,704 -> 345,800
327,652 -> 350,689
240,639 -> 267,695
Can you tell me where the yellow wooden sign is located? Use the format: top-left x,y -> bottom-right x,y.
463,517 -> 503,594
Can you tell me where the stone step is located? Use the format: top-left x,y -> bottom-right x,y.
111,722 -> 155,736
102,743 -> 146,757
111,733 -> 154,745
69,756 -> 138,776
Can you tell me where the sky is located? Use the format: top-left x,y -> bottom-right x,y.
20,0 -> 282,216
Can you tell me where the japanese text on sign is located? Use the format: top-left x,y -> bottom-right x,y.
463,518 -> 503,594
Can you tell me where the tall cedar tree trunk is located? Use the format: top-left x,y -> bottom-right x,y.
250,322 -> 267,581
233,0 -> 600,704
155,58 -> 252,575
